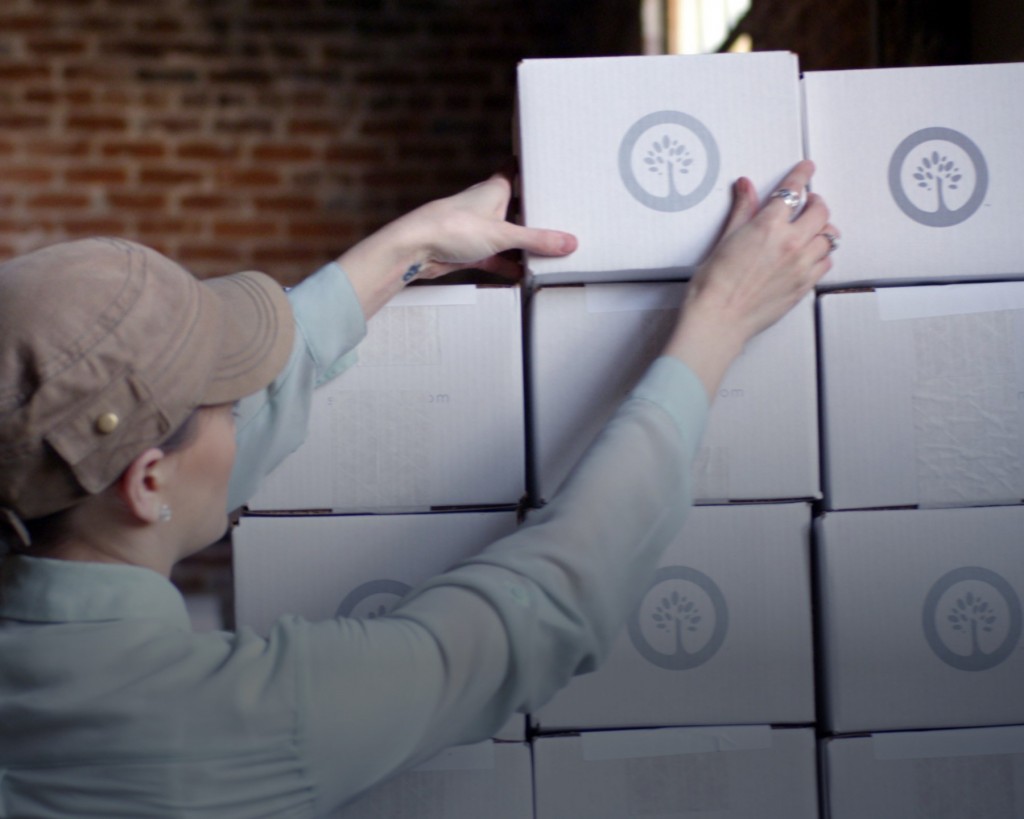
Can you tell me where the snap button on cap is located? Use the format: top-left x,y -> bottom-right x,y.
95,412 -> 120,435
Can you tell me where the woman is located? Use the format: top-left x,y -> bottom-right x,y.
0,161 -> 834,816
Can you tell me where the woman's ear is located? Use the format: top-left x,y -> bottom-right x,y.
115,447 -> 169,525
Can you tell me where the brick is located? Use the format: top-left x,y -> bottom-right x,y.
136,68 -> 200,83
325,143 -> 387,163
66,167 -> 129,185
141,116 -> 202,134
102,140 -> 166,159
287,220 -> 356,240
179,194 -> 238,211
27,192 -> 91,209
213,220 -> 280,239
252,143 -> 317,162
0,114 -> 50,130
287,119 -> 339,136
107,192 -> 167,210
0,14 -> 49,32
137,217 -> 205,235
0,64 -> 52,82
177,142 -> 242,161
139,168 -> 204,186
26,38 -> 89,57
1,166 -> 55,184
63,218 -> 129,236
254,195 -> 318,213
66,114 -> 128,132
213,117 -> 274,135
217,168 -> 282,187
0,140 -> 14,157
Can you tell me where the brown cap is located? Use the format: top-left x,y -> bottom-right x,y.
0,238 -> 295,520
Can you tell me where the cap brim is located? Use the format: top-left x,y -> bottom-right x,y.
201,271 -> 295,405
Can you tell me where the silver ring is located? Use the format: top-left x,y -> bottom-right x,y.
822,231 -> 839,254
769,187 -> 805,220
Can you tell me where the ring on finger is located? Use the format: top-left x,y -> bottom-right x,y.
821,231 -> 839,255
769,187 -> 805,220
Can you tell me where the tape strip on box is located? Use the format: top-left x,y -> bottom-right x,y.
872,726 -> 1024,761
584,283 -> 685,314
877,282 -> 1024,321
581,725 -> 772,761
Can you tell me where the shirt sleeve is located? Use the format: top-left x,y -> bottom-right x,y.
227,262 -> 367,512
297,355 -> 709,811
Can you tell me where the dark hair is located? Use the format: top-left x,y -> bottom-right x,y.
15,409 -> 203,552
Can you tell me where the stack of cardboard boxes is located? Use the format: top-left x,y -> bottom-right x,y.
232,54 -> 1024,817
806,63 -> 1024,819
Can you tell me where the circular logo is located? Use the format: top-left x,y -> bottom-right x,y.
888,127 -> 988,227
628,565 -> 728,670
922,566 -> 1021,672
336,578 -> 412,619
618,111 -> 720,212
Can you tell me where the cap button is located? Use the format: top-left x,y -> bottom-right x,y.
95,412 -> 120,435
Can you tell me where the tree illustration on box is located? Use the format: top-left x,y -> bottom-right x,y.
948,590 -> 997,659
644,135 -> 693,198
913,150 -> 962,215
652,589 -> 701,658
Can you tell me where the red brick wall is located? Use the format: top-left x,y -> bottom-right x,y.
0,0 -> 617,285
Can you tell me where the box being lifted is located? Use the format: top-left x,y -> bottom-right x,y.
534,727 -> 818,819
804,63 -> 1024,288
532,503 -> 815,732
529,284 -> 819,505
248,286 -> 525,513
822,726 -> 1024,819
817,506 -> 1024,734
518,52 -> 803,284
818,282 -> 1024,511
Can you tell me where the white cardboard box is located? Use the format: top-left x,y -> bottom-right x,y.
333,741 -> 532,819
529,284 -> 819,504
823,726 -> 1024,819
534,726 -> 818,819
233,510 -> 525,741
518,52 -> 803,284
804,63 -> 1024,288
817,507 -> 1024,733
818,283 -> 1024,511
532,503 -> 815,732
248,285 -> 525,512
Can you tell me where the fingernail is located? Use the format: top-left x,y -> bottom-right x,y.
559,233 -> 578,253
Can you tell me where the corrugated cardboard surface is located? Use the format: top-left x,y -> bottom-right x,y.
333,741 -> 532,819
818,284 -> 1024,510
534,727 -> 818,818
529,284 -> 819,504
519,51 -> 802,283
817,507 -> 1024,733
233,510 -> 524,741
823,726 -> 1024,819
805,63 -> 1024,288
532,503 -> 815,731
248,286 -> 525,512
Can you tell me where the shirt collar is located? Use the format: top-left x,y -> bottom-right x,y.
0,555 -> 192,630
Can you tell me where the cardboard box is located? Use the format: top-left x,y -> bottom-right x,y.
528,285 -> 819,504
822,726 -> 1024,819
534,726 -> 818,819
233,510 -> 525,741
333,741 -> 532,819
804,63 -> 1024,288
818,283 -> 1024,511
532,503 -> 815,732
518,52 -> 803,284
248,285 -> 525,512
817,506 -> 1024,733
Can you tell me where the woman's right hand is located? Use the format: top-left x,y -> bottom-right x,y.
664,159 -> 837,398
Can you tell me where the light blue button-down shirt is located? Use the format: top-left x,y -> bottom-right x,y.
0,261 -> 708,817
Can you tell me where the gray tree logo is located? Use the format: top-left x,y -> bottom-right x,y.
336,578 -> 412,619
619,111 -> 720,212
628,565 -> 728,670
922,566 -> 1021,672
888,127 -> 988,227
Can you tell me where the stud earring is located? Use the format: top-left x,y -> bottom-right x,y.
158,504 -> 172,523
